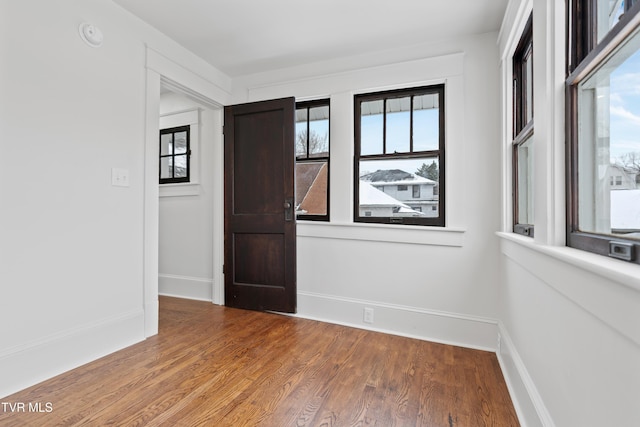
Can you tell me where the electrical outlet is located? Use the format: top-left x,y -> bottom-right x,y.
363,307 -> 374,324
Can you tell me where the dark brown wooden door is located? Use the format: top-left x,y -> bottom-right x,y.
224,97 -> 296,313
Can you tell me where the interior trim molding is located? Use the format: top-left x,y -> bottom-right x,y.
499,233 -> 640,346
497,322 -> 555,427
159,183 -> 202,197
294,291 -> 498,352
297,222 -> 465,247
0,309 -> 145,399
159,273 -> 213,302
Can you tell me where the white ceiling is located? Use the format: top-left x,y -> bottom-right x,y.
113,0 -> 508,77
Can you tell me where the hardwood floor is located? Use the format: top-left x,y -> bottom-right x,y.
1,297 -> 519,426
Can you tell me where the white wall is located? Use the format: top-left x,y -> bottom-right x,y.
497,0 -> 640,425
158,92 -> 221,301
7,2 -> 636,425
233,33 -> 504,350
0,0 -> 230,398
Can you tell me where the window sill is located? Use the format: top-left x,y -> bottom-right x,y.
297,221 -> 465,247
496,231 -> 640,292
159,183 -> 201,197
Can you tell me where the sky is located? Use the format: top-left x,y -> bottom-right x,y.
359,108 -> 439,177
298,107 -> 440,177
609,44 -> 640,163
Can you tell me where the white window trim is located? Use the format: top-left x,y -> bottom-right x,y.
499,0 -> 533,235
498,0 -> 565,246
159,109 -> 200,197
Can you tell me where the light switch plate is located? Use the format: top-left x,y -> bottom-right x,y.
111,168 -> 130,187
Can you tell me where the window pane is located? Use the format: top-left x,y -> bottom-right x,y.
516,136 -> 534,225
524,50 -> 533,124
386,97 -> 411,153
360,100 -> 384,155
174,155 -> 187,178
295,108 -> 308,158
358,157 -> 439,218
160,157 -> 173,179
295,161 -> 328,216
596,0 -> 626,43
413,94 -> 440,151
174,132 -> 187,154
160,133 -> 172,156
308,106 -> 329,158
577,29 -> 640,239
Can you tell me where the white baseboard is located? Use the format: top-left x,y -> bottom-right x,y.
496,322 -> 555,427
295,291 -> 499,352
145,298 -> 159,337
158,273 -> 213,301
0,309 -> 145,399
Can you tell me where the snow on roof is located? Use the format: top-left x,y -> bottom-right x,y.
611,189 -> 640,230
359,181 -> 410,207
360,169 -> 436,185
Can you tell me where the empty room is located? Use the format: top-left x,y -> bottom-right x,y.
1,0 -> 639,426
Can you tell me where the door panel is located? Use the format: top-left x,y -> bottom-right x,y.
233,233 -> 285,287
224,98 -> 296,313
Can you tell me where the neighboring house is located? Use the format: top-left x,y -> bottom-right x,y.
359,181 -> 425,217
360,169 -> 438,216
608,163 -> 638,190
607,165 -> 640,236
295,162 -> 328,215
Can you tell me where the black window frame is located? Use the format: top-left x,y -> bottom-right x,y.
354,84 -> 445,227
513,14 -> 535,237
295,99 -> 330,222
159,125 -> 191,184
567,0 -> 640,264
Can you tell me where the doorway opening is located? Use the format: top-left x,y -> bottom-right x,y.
157,85 -> 223,303
143,52 -> 229,336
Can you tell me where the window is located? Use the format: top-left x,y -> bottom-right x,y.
354,85 -> 445,226
513,14 -> 534,237
567,0 -> 640,263
159,125 -> 190,184
295,99 -> 330,221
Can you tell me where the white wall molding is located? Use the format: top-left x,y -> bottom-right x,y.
0,309 -> 144,399
159,274 -> 213,302
297,222 -> 465,247
159,183 -> 202,197
295,291 -> 498,352
497,322 -> 555,427
144,68 -> 161,337
146,47 -> 230,106
243,52 -> 464,103
498,232 -> 640,347
159,108 -> 199,127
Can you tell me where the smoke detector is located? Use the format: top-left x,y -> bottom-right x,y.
78,23 -> 103,48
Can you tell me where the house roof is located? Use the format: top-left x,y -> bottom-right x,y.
361,169 -> 436,186
299,163 -> 328,215
295,163 -> 323,207
359,181 -> 410,208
